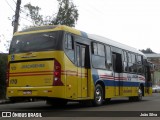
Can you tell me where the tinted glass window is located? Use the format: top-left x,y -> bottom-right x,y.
68,35 -> 73,49
106,45 -> 112,70
93,43 -> 98,55
92,42 -> 106,69
10,32 -> 59,54
137,55 -> 142,64
82,47 -> 86,67
128,63 -> 134,72
65,34 -> 75,63
137,55 -> 143,74
98,44 -> 105,56
128,53 -> 132,63
123,61 -> 128,72
131,54 -> 136,63
92,55 -> 106,69
123,51 -> 127,62
76,45 -> 80,66
122,51 -> 128,72
137,65 -> 143,74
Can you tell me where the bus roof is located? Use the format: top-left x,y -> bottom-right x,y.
14,25 -> 81,36
87,34 -> 145,57
15,25 -> 145,57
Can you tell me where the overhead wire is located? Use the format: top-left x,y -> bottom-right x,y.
5,0 -> 108,27
5,0 -> 33,25
4,0 -> 15,12
12,0 -> 16,4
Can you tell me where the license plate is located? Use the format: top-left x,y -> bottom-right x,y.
23,90 -> 32,95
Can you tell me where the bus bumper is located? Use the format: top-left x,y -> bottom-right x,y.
7,86 -> 65,98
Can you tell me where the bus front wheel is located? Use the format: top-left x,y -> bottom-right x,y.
136,88 -> 143,101
93,84 -> 104,106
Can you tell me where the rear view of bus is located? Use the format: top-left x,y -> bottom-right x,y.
7,26 -> 75,105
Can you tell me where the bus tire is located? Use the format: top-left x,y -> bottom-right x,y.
93,84 -> 104,106
135,87 -> 143,101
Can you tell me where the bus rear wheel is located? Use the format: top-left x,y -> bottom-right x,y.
129,88 -> 143,102
93,84 -> 104,106
135,88 -> 143,101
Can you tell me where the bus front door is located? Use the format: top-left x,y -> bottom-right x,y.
76,44 -> 89,98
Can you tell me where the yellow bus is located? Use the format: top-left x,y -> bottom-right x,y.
7,25 -> 152,106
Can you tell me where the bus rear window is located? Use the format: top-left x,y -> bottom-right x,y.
10,32 -> 59,54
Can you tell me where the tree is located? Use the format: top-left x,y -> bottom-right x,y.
23,0 -> 79,28
140,48 -> 155,54
52,0 -> 79,27
0,34 -> 10,52
24,3 -> 44,26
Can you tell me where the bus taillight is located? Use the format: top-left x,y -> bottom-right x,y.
53,60 -> 63,86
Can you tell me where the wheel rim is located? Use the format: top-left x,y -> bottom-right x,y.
138,88 -> 142,100
95,88 -> 102,103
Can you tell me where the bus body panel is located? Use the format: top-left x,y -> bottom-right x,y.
92,69 -> 148,98
7,50 -> 94,100
9,60 -> 54,87
7,51 -> 67,99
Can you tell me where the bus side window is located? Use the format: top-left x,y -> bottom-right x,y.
128,53 -> 133,73
131,53 -> 137,73
92,42 -> 98,55
106,45 -> 112,70
65,34 -> 75,63
92,42 -> 106,69
65,34 -> 74,49
137,55 -> 143,74
122,51 -> 128,72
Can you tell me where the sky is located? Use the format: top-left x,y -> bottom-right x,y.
1,0 -> 160,53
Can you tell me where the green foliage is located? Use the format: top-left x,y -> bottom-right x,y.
0,34 -> 10,52
140,48 -> 155,54
0,54 -> 8,99
52,0 -> 79,27
24,3 -> 44,26
23,0 -> 79,28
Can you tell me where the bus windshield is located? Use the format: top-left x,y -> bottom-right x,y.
10,31 -> 59,54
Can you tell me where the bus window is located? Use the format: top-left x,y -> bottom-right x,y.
65,34 -> 75,63
81,47 -> 86,67
137,55 -> 143,74
128,52 -> 136,73
98,44 -> 105,56
122,51 -> 128,72
92,42 -> 106,69
106,45 -> 112,70
10,32 -> 59,54
76,45 -> 80,66
131,54 -> 137,73
93,43 -> 98,55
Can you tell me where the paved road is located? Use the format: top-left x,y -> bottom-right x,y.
0,93 -> 160,120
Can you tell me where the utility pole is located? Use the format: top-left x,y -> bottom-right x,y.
13,0 -> 21,34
